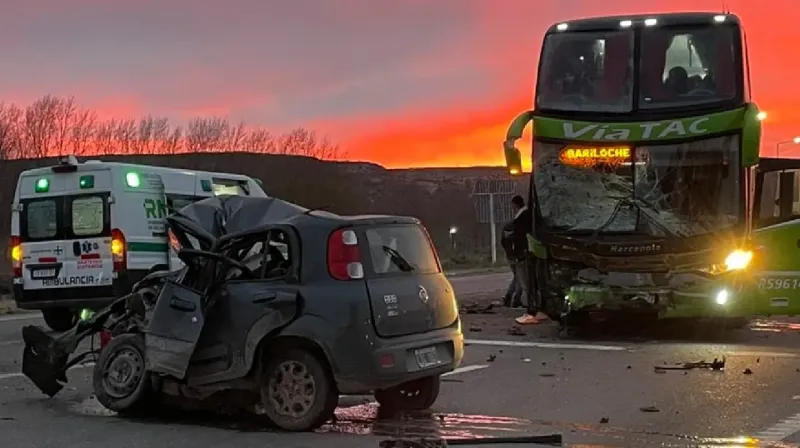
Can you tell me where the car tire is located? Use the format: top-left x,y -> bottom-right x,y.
41,308 -> 78,332
375,375 -> 441,412
93,333 -> 154,415
260,348 -> 338,432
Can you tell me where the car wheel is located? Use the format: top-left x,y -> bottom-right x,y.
93,333 -> 153,415
41,308 -> 78,332
375,375 -> 441,412
260,348 -> 338,432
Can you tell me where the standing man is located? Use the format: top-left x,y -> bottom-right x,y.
500,221 -> 522,308
508,195 -> 549,325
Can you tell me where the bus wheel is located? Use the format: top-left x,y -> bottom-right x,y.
724,317 -> 750,330
42,308 -> 78,332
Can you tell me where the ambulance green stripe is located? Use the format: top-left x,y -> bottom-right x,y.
127,242 -> 169,252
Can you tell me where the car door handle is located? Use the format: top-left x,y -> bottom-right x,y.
169,298 -> 197,312
252,293 -> 278,304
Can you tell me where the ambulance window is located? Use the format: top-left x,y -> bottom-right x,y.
71,196 -> 105,236
26,200 -> 58,239
213,178 -> 249,196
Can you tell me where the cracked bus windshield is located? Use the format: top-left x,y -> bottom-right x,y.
534,135 -> 740,236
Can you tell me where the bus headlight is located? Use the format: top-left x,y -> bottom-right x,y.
724,250 -> 752,271
715,289 -> 729,305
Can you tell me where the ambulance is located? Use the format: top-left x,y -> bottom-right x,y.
9,155 -> 266,331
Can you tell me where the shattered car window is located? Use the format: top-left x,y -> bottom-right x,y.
534,136 -> 740,236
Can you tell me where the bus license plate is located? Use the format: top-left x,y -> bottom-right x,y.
414,346 -> 440,369
32,268 -> 56,279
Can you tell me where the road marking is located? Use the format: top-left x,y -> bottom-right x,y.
0,313 -> 40,323
442,364 -> 489,376
756,412 -> 800,442
725,351 -> 800,359
465,339 -> 628,352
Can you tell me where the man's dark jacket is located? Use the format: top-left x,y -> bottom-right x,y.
505,207 -> 532,261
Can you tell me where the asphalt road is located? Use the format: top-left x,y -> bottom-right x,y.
1,272 -> 800,447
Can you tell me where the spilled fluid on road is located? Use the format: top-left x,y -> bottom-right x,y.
64,395 -> 797,447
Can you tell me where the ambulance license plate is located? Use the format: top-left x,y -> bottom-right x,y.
32,268 -> 56,279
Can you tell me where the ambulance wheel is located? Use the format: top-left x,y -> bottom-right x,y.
93,333 -> 154,415
41,308 -> 78,332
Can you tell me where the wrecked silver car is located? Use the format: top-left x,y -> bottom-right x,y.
21,195 -> 464,431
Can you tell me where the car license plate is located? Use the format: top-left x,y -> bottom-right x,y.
414,346 -> 440,369
32,268 -> 56,279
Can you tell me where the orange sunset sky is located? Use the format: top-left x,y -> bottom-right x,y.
4,0 -> 800,168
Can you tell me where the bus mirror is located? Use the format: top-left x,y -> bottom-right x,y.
504,141 -> 523,176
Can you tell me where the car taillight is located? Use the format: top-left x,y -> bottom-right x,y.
167,228 -> 181,252
111,229 -> 127,272
327,228 -> 363,280
9,236 -> 22,278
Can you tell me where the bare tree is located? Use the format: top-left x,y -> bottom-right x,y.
69,108 -> 97,156
52,96 -> 77,155
278,127 -> 346,160
0,103 -> 23,159
22,95 -> 62,158
94,119 -> 117,155
113,119 -> 137,154
2,95 -> 344,160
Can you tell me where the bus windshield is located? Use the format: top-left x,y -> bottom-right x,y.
537,31 -> 634,113
533,135 -> 741,237
640,25 -> 738,109
536,24 -> 739,113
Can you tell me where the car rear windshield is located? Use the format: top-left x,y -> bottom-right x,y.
365,225 -> 440,275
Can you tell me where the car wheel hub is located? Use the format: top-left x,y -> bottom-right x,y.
103,347 -> 144,399
266,361 -> 316,418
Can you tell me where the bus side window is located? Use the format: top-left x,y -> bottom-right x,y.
757,169 -> 800,228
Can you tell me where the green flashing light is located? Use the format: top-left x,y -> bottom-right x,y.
200,179 -> 212,192
35,178 -> 50,193
79,175 -> 95,189
125,172 -> 141,188
79,309 -> 95,321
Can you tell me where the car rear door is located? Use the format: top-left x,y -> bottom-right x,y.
751,158 -> 800,314
20,193 -> 113,290
361,223 -> 458,338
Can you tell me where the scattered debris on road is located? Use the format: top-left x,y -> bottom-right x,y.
460,302 -> 495,314
507,326 -> 525,336
743,368 -> 753,375
600,417 -> 609,424
468,325 -> 483,332
653,357 -> 725,372
539,373 -> 555,377
486,354 -> 496,362
640,406 -> 660,413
